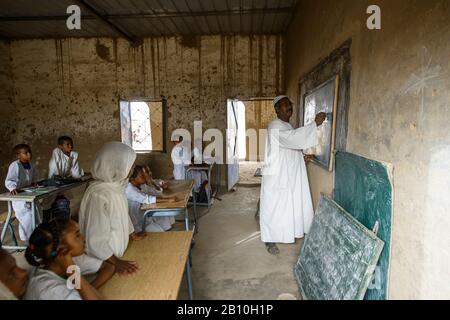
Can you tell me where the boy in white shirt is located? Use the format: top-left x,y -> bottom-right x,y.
126,165 -> 177,233
4,144 -> 39,241
48,136 -> 84,179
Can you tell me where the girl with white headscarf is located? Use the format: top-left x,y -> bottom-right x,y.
78,142 -> 143,275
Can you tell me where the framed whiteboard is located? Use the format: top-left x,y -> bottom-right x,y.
303,75 -> 339,171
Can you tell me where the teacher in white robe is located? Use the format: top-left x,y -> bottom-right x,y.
260,95 -> 326,255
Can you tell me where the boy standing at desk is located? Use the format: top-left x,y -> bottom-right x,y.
4,144 -> 39,241
48,136 -> 84,179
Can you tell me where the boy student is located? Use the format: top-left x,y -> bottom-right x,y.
171,136 -> 191,180
5,144 -> 39,241
48,136 -> 84,179
126,165 -> 177,233
0,246 -> 29,300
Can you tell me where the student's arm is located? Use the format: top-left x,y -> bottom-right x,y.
5,162 -> 19,193
127,185 -> 156,204
90,261 -> 116,289
57,247 -> 102,300
70,151 -> 84,179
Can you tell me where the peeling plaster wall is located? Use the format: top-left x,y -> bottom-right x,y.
286,0 -> 450,299
1,35 -> 284,192
0,41 -> 15,188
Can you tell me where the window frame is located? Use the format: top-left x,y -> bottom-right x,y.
118,97 -> 168,154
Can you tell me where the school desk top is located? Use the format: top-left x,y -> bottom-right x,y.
0,174 -> 93,202
99,231 -> 193,300
140,179 -> 194,210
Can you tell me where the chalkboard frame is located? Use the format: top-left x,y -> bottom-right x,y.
302,75 -> 339,171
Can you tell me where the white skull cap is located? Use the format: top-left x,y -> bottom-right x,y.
273,95 -> 290,107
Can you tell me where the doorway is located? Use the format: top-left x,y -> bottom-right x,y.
226,98 -> 276,190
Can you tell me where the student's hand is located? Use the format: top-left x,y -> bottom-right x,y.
315,112 -> 326,126
161,180 -> 169,190
304,154 -> 315,163
10,189 -> 18,195
115,258 -> 138,275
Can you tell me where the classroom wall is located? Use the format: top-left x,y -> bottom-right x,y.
285,0 -> 450,299
0,35 -> 284,193
0,40 -> 15,190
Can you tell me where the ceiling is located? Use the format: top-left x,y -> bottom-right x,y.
0,0 -> 299,42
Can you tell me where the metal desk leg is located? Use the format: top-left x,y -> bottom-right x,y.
184,207 -> 190,231
255,198 -> 260,219
193,190 -> 198,233
185,257 -> 193,300
142,212 -> 148,233
31,201 -> 36,231
0,201 -> 13,244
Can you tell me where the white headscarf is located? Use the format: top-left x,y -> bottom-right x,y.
91,141 -> 136,183
78,142 -> 136,260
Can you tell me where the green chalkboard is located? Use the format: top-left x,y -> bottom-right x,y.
334,152 -> 393,300
295,195 -> 384,300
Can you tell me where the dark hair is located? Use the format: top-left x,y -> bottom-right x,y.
58,136 -> 73,146
24,219 -> 72,267
13,144 -> 31,155
129,165 -> 148,181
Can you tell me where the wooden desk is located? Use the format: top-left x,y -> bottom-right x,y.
141,180 -> 197,233
99,231 -> 193,300
141,180 -> 194,210
0,175 -> 93,250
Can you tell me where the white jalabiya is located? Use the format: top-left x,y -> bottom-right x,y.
4,160 -> 39,241
126,183 -> 175,232
260,119 -> 318,243
171,142 -> 191,180
78,142 -> 136,261
48,148 -> 84,179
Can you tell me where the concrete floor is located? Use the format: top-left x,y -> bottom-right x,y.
179,186 -> 302,300
238,161 -> 262,186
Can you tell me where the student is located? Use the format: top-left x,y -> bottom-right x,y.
78,142 -> 143,275
0,246 -> 29,300
48,136 -> 84,179
5,144 -> 39,241
143,165 -> 169,194
171,136 -> 191,180
188,138 -> 209,193
126,165 -> 177,233
23,219 -> 115,300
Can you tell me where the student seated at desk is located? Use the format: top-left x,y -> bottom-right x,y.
171,136 -> 191,180
48,136 -> 84,179
23,218 -> 115,300
0,246 -> 29,300
4,144 -> 39,241
78,142 -> 144,275
143,165 -> 169,193
126,165 -> 177,233
172,137 -> 207,193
